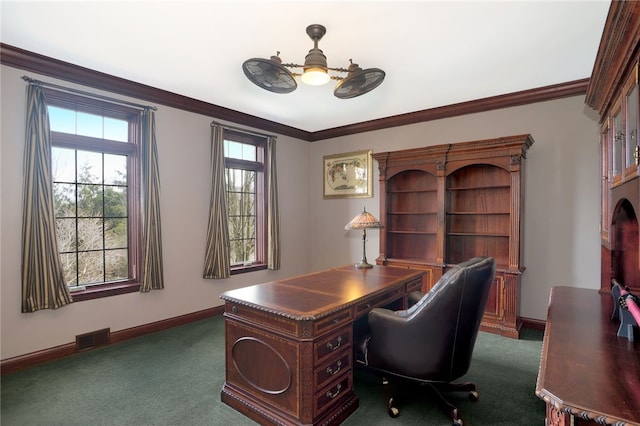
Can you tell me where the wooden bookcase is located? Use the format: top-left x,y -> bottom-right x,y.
373,134 -> 533,338
585,1 -> 640,296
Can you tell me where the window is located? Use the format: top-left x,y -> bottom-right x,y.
46,90 -> 142,300
223,130 -> 267,273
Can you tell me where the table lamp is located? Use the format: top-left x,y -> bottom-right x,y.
345,207 -> 383,269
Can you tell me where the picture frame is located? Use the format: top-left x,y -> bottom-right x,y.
323,149 -> 373,199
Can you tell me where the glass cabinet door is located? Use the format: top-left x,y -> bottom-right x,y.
625,77 -> 638,172
612,104 -> 623,185
601,122 -> 610,242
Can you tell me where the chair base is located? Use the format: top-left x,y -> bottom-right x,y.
383,377 -> 479,426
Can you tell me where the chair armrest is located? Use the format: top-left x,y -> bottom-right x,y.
365,307 -> 423,369
408,291 -> 423,306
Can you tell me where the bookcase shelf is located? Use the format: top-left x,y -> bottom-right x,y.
373,135 -> 533,339
389,189 -> 437,193
447,212 -> 510,215
390,211 -> 437,214
446,233 -> 510,237
389,231 -> 437,235
448,185 -> 511,191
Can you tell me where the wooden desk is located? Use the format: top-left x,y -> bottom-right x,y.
536,286 -> 640,425
220,265 -> 424,425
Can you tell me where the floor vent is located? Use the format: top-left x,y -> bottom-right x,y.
76,328 -> 110,352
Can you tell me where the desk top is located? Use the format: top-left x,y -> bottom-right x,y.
536,286 -> 640,424
220,265 -> 424,320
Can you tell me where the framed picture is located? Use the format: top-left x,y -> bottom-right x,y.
323,149 -> 373,199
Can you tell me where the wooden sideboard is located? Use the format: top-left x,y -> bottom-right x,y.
536,286 -> 640,425
219,265 -> 424,425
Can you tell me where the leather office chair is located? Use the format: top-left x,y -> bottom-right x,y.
354,256 -> 496,426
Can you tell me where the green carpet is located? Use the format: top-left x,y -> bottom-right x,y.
1,316 -> 545,425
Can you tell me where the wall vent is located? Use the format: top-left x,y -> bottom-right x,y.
76,328 -> 110,352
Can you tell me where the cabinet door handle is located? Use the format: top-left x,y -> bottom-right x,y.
326,383 -> 342,400
326,360 -> 342,376
326,336 -> 342,351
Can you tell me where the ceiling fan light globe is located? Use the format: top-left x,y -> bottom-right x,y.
301,68 -> 331,86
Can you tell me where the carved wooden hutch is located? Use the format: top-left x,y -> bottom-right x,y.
373,134 -> 533,338
586,1 -> 640,295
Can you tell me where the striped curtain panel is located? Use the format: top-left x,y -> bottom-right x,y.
203,125 -> 231,279
21,84 -> 73,312
267,136 -> 281,270
140,109 -> 165,292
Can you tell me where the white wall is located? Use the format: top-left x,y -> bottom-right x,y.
1,62 -> 601,360
0,65 -> 312,359
308,95 -> 601,321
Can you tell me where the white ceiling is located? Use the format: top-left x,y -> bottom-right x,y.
1,0 -> 611,133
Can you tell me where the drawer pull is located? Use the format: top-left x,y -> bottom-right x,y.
326,336 -> 342,351
231,306 -> 238,314
326,383 -> 342,400
326,360 -> 342,376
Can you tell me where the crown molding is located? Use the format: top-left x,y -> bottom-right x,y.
0,43 -> 311,140
585,1 -> 640,119
2,43 -> 588,142
311,79 -> 589,141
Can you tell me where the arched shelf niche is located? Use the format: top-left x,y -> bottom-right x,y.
611,198 -> 639,291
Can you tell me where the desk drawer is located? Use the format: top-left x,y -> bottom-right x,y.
355,287 -> 404,317
224,303 -> 300,337
406,277 -> 423,293
315,351 -> 351,390
314,327 -> 351,363
314,309 -> 353,336
314,374 -> 352,417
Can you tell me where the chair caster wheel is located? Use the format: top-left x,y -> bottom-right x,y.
468,391 -> 479,401
388,406 -> 399,418
387,398 -> 400,419
387,397 -> 399,418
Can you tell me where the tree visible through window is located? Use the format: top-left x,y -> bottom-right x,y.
46,90 -> 141,294
52,147 -> 128,285
224,131 -> 266,270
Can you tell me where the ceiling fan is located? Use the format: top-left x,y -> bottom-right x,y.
242,24 -> 385,99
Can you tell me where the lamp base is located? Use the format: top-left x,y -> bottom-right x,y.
354,261 -> 374,269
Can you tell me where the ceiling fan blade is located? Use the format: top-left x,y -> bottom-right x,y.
242,58 -> 297,94
334,68 -> 385,99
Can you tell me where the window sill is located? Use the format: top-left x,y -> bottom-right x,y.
70,282 -> 140,302
230,263 -> 268,275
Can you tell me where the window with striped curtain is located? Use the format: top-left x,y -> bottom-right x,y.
40,89 -> 163,300
203,125 -> 279,278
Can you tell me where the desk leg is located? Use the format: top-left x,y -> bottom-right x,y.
546,403 -> 570,426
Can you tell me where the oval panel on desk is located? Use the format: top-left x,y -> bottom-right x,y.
232,337 -> 291,394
